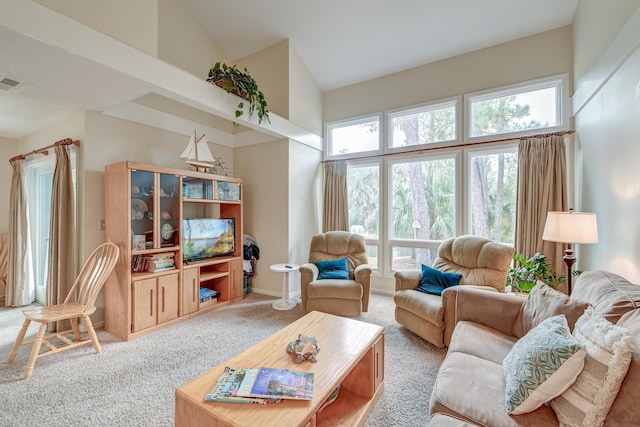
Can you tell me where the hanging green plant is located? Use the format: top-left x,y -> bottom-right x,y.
206,62 -> 270,125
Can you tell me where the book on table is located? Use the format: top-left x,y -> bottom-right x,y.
205,366 -> 314,404
205,367 -> 281,404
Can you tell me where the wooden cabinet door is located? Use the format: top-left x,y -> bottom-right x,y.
229,259 -> 243,300
132,277 -> 157,332
373,334 -> 384,392
182,267 -> 199,315
158,273 -> 179,324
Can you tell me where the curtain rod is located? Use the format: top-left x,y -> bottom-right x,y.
9,138 -> 80,163
321,130 -> 575,163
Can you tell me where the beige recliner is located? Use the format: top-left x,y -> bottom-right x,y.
300,231 -> 372,316
393,235 -> 514,347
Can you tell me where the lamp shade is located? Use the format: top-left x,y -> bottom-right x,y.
542,211 -> 599,244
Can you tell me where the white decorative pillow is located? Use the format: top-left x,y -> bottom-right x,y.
550,307 -> 634,427
503,315 -> 587,415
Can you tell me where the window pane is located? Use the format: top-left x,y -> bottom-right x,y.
392,246 -> 438,270
470,86 -> 559,138
390,103 -> 456,148
328,117 -> 379,156
347,164 -> 379,238
469,150 -> 518,243
391,158 -> 456,241
366,245 -> 378,270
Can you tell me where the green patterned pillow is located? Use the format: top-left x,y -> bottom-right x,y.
503,314 -> 587,415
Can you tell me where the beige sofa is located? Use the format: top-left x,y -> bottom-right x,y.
428,270 -> 640,426
394,235 -> 514,348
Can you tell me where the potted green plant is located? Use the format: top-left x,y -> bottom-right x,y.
506,252 -> 565,293
206,62 -> 270,125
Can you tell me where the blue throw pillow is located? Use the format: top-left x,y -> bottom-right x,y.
316,258 -> 350,280
415,264 -> 462,296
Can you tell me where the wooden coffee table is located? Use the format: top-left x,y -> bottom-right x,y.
175,311 -> 384,427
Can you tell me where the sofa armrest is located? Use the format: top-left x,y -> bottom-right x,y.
394,269 -> 421,291
354,264 -> 373,311
299,263 -> 318,311
442,286 -> 525,345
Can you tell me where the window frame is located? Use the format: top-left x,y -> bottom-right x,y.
325,113 -> 383,160
331,75 -> 571,278
463,142 -> 519,242
381,148 -> 464,268
464,74 -> 570,143
346,159 -> 382,273
385,96 -> 462,154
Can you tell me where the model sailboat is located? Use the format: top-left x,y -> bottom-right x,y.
180,131 -> 215,171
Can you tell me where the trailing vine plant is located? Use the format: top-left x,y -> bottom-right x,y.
206,62 -> 270,125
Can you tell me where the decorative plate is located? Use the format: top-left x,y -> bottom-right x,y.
161,223 -> 174,240
131,198 -> 148,213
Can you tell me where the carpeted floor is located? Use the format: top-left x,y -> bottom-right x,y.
0,292 -> 446,427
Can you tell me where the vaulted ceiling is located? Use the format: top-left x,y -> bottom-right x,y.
0,0 -> 578,139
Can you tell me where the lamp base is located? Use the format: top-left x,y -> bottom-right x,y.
563,246 -> 576,295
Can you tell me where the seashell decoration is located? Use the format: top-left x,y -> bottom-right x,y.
287,334 -> 320,363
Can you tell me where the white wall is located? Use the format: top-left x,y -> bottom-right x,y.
572,0 -> 640,84
237,41 -> 290,121
287,140 -> 323,294
35,0 -> 159,56
235,140 -> 290,296
572,2 -> 640,281
157,0 -> 230,80
289,44 -> 324,136
0,137 -> 17,233
324,27 -> 572,122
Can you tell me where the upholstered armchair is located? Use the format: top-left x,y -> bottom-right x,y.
300,231 -> 372,316
393,235 -> 514,347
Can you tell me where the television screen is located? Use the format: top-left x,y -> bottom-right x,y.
182,218 -> 235,261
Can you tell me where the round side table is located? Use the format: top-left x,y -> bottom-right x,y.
270,263 -> 300,310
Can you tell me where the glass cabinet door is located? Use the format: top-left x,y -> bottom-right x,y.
159,173 -> 179,247
131,170 -> 155,251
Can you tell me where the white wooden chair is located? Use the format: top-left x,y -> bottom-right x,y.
7,242 -> 119,380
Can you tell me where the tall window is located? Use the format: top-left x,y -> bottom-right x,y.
466,75 -> 567,140
326,75 -> 568,276
347,162 -> 380,269
467,147 -> 518,244
388,99 -> 458,149
326,115 -> 381,158
25,150 -> 77,304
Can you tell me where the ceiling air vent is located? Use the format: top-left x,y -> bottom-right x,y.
0,77 -> 20,91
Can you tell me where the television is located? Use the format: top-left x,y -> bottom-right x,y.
182,218 -> 235,261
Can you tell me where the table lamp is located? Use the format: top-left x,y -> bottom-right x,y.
542,209 -> 598,294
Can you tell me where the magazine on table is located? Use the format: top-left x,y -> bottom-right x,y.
240,367 -> 314,400
205,367 -> 281,404
205,366 -> 314,403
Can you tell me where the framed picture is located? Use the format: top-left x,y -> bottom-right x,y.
132,235 -> 146,251
216,181 -> 240,201
183,181 -> 204,199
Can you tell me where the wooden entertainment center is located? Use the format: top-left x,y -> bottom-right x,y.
104,161 -> 243,340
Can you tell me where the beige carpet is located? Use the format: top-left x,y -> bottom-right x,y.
0,292 -> 446,426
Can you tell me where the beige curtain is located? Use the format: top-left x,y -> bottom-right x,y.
7,159 -> 34,307
322,161 -> 349,232
46,144 -> 77,331
514,134 -> 568,292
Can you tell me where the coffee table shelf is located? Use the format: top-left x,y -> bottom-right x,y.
175,311 -> 384,427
